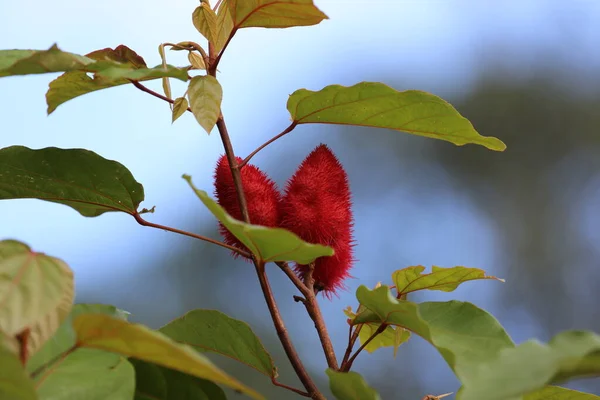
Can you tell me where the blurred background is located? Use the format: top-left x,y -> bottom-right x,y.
1,0 -> 599,398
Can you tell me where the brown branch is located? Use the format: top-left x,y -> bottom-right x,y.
340,323 -> 362,369
278,262 -> 339,370
240,122 -> 297,168
214,114 -> 324,399
130,80 -> 192,112
341,323 -> 387,372
133,213 -> 251,258
271,378 -> 310,397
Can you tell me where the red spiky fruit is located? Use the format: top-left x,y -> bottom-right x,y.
214,155 -> 281,257
278,144 -> 354,295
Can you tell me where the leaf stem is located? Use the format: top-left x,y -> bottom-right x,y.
133,212 -> 251,258
130,80 -> 192,112
271,378 -> 310,397
30,344 -> 78,379
341,323 -> 387,372
240,122 -> 297,168
278,262 -> 339,370
340,323 -> 362,369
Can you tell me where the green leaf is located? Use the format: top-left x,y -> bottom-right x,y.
44,45 -> 187,114
188,52 -> 206,70
73,314 -> 263,400
326,369 -> 381,400
0,146 -> 145,217
393,265 -> 504,297
187,75 -> 223,134
353,286 -> 514,381
214,1 -> 234,54
459,330 -> 600,400
0,240 -> 73,348
28,304 -> 134,400
193,3 -> 219,43
131,359 -> 227,400
0,343 -> 37,400
226,0 -> 328,29
159,309 -> 276,378
287,82 -> 506,151
0,45 -> 94,77
158,44 -> 172,106
172,97 -> 189,123
183,175 -> 334,263
343,306 -> 409,355
524,386 -> 600,400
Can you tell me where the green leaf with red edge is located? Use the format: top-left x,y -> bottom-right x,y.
187,75 -> 222,134
214,1 -> 234,54
353,285 -> 514,384
159,309 -> 277,378
27,304 -> 134,400
72,314 -> 264,400
393,265 -> 504,297
524,386 -> 600,400
183,174 -> 333,263
193,2 -> 219,43
45,45 -> 187,114
287,82 -> 506,151
0,146 -> 145,217
0,239 -> 74,359
131,358 -> 227,400
226,0 -> 328,29
326,369 -> 381,400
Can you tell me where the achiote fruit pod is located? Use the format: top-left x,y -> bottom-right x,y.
214,155 -> 281,257
279,144 -> 354,295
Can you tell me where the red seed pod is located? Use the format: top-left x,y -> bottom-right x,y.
214,155 -> 281,257
279,144 -> 354,295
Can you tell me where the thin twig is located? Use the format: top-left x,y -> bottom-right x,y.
271,378 -> 310,397
340,323 -> 362,369
342,323 -> 387,372
130,80 -> 193,112
278,261 -> 339,370
240,122 -> 297,167
133,213 -> 251,258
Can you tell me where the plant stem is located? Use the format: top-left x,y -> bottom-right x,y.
214,114 -> 324,399
342,323 -> 387,372
271,378 -> 310,397
240,122 -> 297,167
132,76 -> 326,398
340,323 -> 362,369
132,213 -> 250,258
130,80 -> 192,111
278,262 -> 339,370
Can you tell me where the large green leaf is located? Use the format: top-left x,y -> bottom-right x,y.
183,175 -> 333,263
225,0 -> 327,29
524,386 -> 600,400
0,45 -> 93,77
187,75 -> 223,134
131,359 -> 227,400
326,369 -> 381,400
392,265 -> 504,297
352,286 -> 514,382
0,146 -> 144,217
459,330 -> 600,400
44,45 -> 187,114
0,240 -> 73,354
73,314 -> 263,400
28,304 -> 134,400
0,343 -> 37,400
287,82 -> 506,151
160,309 -> 276,378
